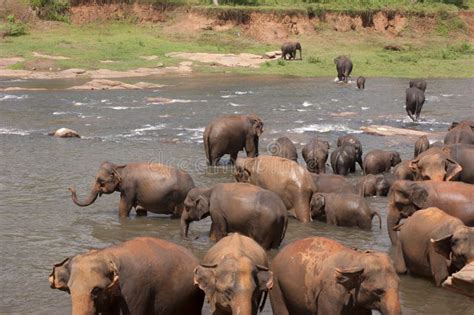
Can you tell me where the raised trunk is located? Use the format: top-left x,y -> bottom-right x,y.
380,290 -> 401,315
70,184 -> 100,207
387,207 -> 401,246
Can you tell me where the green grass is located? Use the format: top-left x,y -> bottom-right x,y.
0,20 -> 472,77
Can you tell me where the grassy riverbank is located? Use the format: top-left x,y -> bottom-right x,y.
0,2 -> 473,78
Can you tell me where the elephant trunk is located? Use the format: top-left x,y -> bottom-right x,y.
387,206 -> 401,246
373,209 -> 382,230
180,211 -> 191,238
71,294 -> 95,315
380,289 -> 401,315
69,184 -> 100,207
231,293 -> 253,315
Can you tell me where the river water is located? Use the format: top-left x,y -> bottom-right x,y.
0,74 -> 473,314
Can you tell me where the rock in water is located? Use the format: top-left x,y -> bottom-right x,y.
49,128 -> 81,138
443,263 -> 474,298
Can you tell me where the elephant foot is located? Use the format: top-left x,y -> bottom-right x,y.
136,209 -> 148,216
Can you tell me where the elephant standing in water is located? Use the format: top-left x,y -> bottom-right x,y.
270,136 -> 298,162
330,143 -> 357,175
393,207 -> 474,286
444,120 -> 474,145
69,162 -> 195,218
203,114 -> 264,166
357,76 -> 366,89
194,233 -> 273,315
405,87 -> 425,122
414,135 -> 430,157
337,134 -> 363,170
334,55 -> 353,83
281,41 -> 302,60
301,138 -> 330,173
409,79 -> 427,92
363,149 -> 401,175
181,183 -> 288,249
49,237 -> 204,314
270,237 -> 401,315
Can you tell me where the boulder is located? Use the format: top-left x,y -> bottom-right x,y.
49,128 -> 81,138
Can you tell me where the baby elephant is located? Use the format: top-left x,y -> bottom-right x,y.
363,149 -> 401,175
302,138 -> 330,173
357,76 -> 366,89
357,173 -> 395,197
181,183 -> 288,250
310,192 -> 381,230
281,41 -> 302,60
270,136 -> 298,162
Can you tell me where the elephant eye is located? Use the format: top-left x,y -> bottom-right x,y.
374,289 -> 385,296
91,286 -> 103,298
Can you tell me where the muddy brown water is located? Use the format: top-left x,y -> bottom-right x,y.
0,74 -> 473,314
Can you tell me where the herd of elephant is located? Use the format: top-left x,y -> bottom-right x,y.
49,106 -> 474,312
281,41 -> 426,122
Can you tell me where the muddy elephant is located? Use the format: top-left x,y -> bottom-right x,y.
393,207 -> 474,287
270,237 -> 401,315
405,87 -> 425,122
203,114 -> 264,166
69,162 -> 195,218
49,237 -> 204,315
337,134 -> 363,170
331,143 -> 357,175
409,79 -> 427,92
393,160 -> 415,180
281,41 -> 302,60
357,173 -> 395,197
269,136 -> 298,162
181,183 -> 288,250
357,76 -> 366,89
334,55 -> 353,83
301,138 -> 329,173
310,173 -> 357,194
387,180 -> 474,245
235,156 -> 315,223
414,135 -> 430,157
310,192 -> 381,230
194,233 -> 273,315
444,120 -> 474,145
363,149 -> 401,175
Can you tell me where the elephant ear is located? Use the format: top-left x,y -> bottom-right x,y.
194,264 -> 217,312
248,116 -> 264,137
195,196 -> 210,219
335,267 -> 364,291
445,158 -> 462,181
409,184 -> 428,209
408,159 -> 420,175
431,234 -> 453,260
256,265 -> 273,291
111,165 -> 126,184
106,260 -> 121,297
49,257 -> 71,292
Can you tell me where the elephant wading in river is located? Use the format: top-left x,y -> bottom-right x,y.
281,41 -> 302,60
387,180 -> 474,245
301,138 -> 330,173
49,237 -> 204,314
337,134 -> 363,170
393,207 -> 474,287
194,233 -> 273,315
270,237 -> 401,315
363,149 -> 401,175
330,143 -> 357,176
181,183 -> 288,250
204,114 -> 264,166
357,76 -> 366,90
444,120 -> 474,145
409,79 -> 427,92
334,55 -> 353,83
357,173 -> 395,197
270,136 -> 298,162
69,162 -> 195,218
405,87 -> 425,122
235,156 -> 315,223
310,173 -> 357,194
414,135 -> 430,157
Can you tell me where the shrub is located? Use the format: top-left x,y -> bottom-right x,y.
1,15 -> 27,37
277,59 -> 286,66
307,55 -> 321,64
29,0 -> 70,22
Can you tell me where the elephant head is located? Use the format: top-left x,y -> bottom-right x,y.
310,193 -> 326,219
414,135 -> 430,157
431,226 -> 474,272
49,253 -> 121,315
389,152 -> 402,167
295,42 -> 302,59
193,256 -> 273,315
387,181 -> 428,245
409,151 -> 462,181
69,162 -> 125,207
181,187 -> 212,237
234,157 -> 256,183
244,115 -> 264,157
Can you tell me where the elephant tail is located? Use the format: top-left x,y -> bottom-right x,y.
203,129 -> 212,165
373,210 -> 382,230
333,149 -> 342,174
360,178 -> 367,197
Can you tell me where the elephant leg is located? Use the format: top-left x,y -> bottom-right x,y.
136,208 -> 147,216
172,203 -> 184,218
269,280 -> 290,315
428,248 -> 450,287
293,198 -> 311,223
210,212 -> 227,242
350,163 -> 356,173
393,240 -> 407,274
118,195 -> 133,218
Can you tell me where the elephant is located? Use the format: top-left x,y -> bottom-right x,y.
363,149 -> 401,175
357,76 -> 366,90
203,114 -> 264,166
334,55 -> 353,83
408,147 -> 462,182
235,156 -> 315,223
337,134 -> 363,170
69,162 -> 195,218
357,173 -> 395,197
414,135 -> 430,157
310,173 -> 357,194
444,120 -> 474,145
269,136 -> 298,162
270,237 -> 401,315
392,160 -> 415,180
49,237 -> 204,315
281,41 -> 302,60
386,180 -> 474,245
310,192 -> 382,230
409,79 -> 427,92
393,207 -> 474,287
330,143 -> 357,176
180,183 -> 288,250
194,233 -> 273,315
405,87 -> 425,122
301,138 -> 330,173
